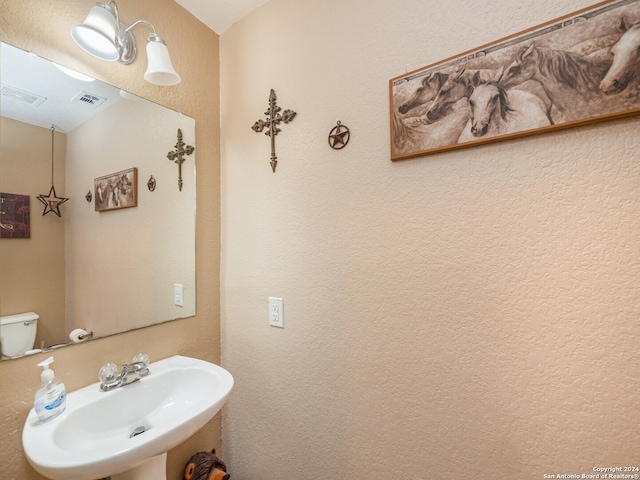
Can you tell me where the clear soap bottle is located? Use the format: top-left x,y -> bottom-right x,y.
34,356 -> 66,423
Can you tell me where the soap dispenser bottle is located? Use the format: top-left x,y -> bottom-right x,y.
34,356 -> 66,423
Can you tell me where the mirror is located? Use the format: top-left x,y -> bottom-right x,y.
0,42 -> 196,360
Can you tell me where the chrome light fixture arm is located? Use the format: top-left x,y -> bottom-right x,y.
111,1 -> 137,65
126,19 -> 169,47
127,19 -> 156,37
115,16 -> 167,64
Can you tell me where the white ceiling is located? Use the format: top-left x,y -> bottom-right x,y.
174,0 -> 270,34
1,43 -> 126,133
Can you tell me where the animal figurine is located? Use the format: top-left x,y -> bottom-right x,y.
184,448 -> 230,480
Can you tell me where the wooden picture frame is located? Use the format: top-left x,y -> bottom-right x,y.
390,0 -> 640,161
94,167 -> 138,212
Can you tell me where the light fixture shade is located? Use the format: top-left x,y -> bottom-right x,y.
144,39 -> 181,86
70,3 -> 120,62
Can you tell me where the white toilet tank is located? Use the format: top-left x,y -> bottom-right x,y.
1,312 -> 39,358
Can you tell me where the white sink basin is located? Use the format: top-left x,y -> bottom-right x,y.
22,355 -> 233,480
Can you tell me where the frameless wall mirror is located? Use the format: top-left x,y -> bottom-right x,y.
0,42 -> 196,360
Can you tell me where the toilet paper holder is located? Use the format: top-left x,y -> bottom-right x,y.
69,328 -> 94,343
78,330 -> 93,340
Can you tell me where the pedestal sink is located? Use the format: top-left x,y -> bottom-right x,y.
22,355 -> 233,480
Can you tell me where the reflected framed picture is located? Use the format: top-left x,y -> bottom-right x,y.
0,192 -> 30,238
94,167 -> 138,212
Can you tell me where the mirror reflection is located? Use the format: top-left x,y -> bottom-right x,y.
0,42 -> 196,360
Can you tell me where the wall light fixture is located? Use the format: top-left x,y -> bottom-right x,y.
70,1 -> 181,86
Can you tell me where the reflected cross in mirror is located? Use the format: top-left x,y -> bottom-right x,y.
166,129 -> 194,192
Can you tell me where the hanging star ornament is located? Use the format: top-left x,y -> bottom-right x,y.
38,125 -> 69,217
37,185 -> 69,217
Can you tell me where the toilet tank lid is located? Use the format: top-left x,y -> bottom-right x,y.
0,312 -> 39,325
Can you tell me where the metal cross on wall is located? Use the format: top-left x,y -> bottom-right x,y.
167,128 -> 194,191
251,89 -> 297,173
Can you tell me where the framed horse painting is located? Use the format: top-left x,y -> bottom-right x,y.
94,167 -> 138,212
390,0 -> 640,161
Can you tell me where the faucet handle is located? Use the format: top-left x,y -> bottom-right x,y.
132,353 -> 149,366
99,362 -> 118,383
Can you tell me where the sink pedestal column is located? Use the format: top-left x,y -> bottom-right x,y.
111,453 -> 167,480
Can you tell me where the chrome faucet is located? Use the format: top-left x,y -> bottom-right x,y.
99,354 -> 150,392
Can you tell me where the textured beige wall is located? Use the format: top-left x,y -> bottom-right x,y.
0,1 -> 220,479
220,0 -> 640,478
1,118 -> 66,349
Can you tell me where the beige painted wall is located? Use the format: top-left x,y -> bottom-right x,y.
1,118 -> 66,349
0,1 -> 220,479
220,0 -> 640,478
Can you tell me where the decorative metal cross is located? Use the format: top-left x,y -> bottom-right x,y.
167,128 -> 194,191
251,89 -> 297,173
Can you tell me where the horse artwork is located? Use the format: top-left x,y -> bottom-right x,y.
599,15 -> 640,94
457,69 -> 553,143
94,167 -> 138,212
390,0 -> 640,161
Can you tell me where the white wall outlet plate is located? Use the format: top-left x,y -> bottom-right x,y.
174,284 -> 184,307
268,297 -> 284,328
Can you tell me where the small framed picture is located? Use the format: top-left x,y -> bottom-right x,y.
0,193 -> 30,238
94,167 -> 138,212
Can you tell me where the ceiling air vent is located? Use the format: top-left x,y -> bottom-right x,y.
1,84 -> 47,106
71,91 -> 107,107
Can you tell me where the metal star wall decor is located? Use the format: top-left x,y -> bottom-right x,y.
37,125 -> 69,217
167,129 -> 194,191
328,121 -> 350,149
251,89 -> 297,173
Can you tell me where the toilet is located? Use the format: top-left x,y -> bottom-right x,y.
0,312 -> 39,358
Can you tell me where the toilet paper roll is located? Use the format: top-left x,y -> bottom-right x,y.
69,328 -> 90,343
